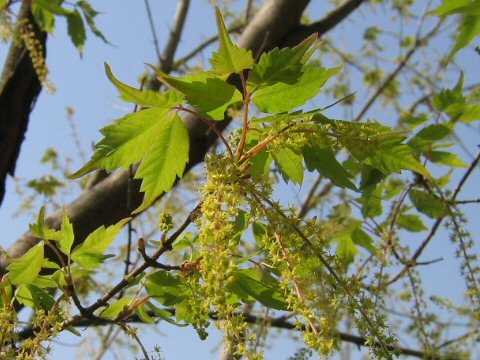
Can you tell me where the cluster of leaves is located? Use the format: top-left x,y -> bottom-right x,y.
27,0 -> 106,55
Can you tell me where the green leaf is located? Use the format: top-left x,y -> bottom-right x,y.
30,206 -> 62,242
15,284 -> 56,310
105,63 -> 180,107
252,65 -> 342,113
145,270 -> 188,306
33,0 -> 71,16
78,0 -> 109,43
272,147 -> 304,184
408,124 -> 452,152
158,72 -> 242,120
429,151 -> 468,168
397,214 -> 428,232
134,112 -> 189,212
248,33 -> 319,89
209,8 -> 254,75
102,298 -> 132,319
58,209 -> 74,256
7,242 -> 44,285
332,222 -> 375,269
364,144 -> 431,178
145,302 -> 184,326
303,145 -> 356,190
352,227 -> 376,253
430,0 -> 480,63
248,147 -> 272,179
230,269 -> 288,311
67,9 -> 86,55
69,108 -> 171,175
32,3 -> 56,33
71,218 -> 130,270
409,189 -> 448,219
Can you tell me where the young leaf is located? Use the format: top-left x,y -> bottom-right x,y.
145,301 -> 184,326
303,145 -> 356,190
30,206 -> 62,241
67,9 -> 87,55
145,270 -> 188,306
248,33 -> 318,89
408,124 -> 452,152
71,218 -> 130,270
229,269 -> 288,311
105,63 -> 180,107
31,2 -> 56,33
409,189 -> 448,219
272,147 -> 304,185
69,107 -> 172,176
134,112 -> 189,212
58,209 -> 74,256
78,0 -> 109,44
251,65 -> 342,113
15,284 -> 56,310
158,72 -> 242,120
209,8 -> 254,75
33,0 -> 71,16
364,144 -> 431,178
7,242 -> 44,285
430,0 -> 480,63
397,214 -> 428,232
429,151 -> 468,168
101,298 -> 132,319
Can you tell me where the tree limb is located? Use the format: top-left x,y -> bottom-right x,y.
0,3 -> 46,205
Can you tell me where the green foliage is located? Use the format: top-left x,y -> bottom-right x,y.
6,242 -> 44,285
430,0 -> 480,64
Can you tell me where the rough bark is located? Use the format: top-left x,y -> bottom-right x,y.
0,3 -> 46,205
1,0 -> 365,270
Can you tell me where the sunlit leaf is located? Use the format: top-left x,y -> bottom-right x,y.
30,206 -> 62,242
397,214 -> 428,232
145,270 -> 188,306
272,146 -> 304,184
252,65 -> 342,113
158,71 -> 243,120
429,151 -> 468,167
409,189 -> 448,219
58,209 -> 74,256
102,298 -> 132,319
71,218 -> 130,270
7,242 -> 44,285
209,8 -> 254,75
105,63 -> 180,107
67,9 -> 86,55
303,145 -> 356,190
15,284 -> 56,310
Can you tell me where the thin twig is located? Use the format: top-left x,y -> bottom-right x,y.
143,0 -> 161,62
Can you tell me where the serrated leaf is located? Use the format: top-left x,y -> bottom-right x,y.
134,112 -> 189,212
67,9 -> 86,55
364,144 -> 431,178
58,209 -> 74,256
69,107 -> 172,176
429,151 -> 468,167
145,270 -> 188,306
15,284 -> 56,310
159,72 -> 242,120
409,189 -> 448,219
230,269 -> 288,311
252,65 -> 342,113
408,124 -> 452,152
272,147 -> 304,184
248,33 -> 318,89
209,8 -> 254,75
30,206 -> 62,241
397,214 -> 428,232
145,302 -> 184,326
33,0 -> 71,16
105,63 -> 180,107
7,242 -> 44,285
351,227 -> 376,253
430,0 -> 480,63
303,145 -> 356,190
78,0 -> 109,43
102,298 -> 132,319
71,218 -> 130,270
32,3 -> 56,33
